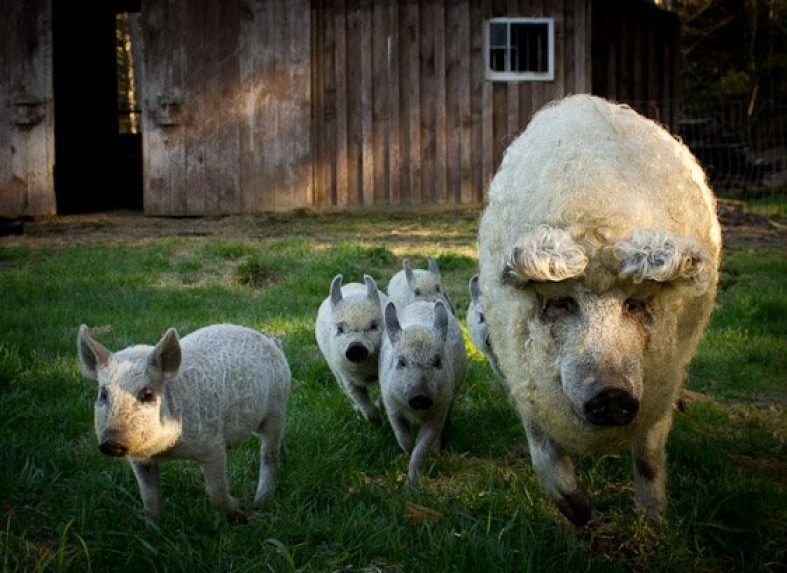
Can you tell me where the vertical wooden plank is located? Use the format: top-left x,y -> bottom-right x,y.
255,0 -> 276,212
183,0 -> 206,215
491,0 -> 508,172
217,0 -> 240,213
142,0 -> 169,215
574,0 -> 591,92
323,0 -> 338,207
334,0 -> 349,206
480,0 -> 495,199
311,0 -> 327,209
345,0 -> 361,205
550,0 -> 566,102
359,0 -> 374,206
469,0 -> 487,203
445,0 -> 460,204
433,0 -> 447,205
457,0 -> 472,205
237,0 -> 257,214
406,1 -> 421,204
419,0 -> 435,204
371,0 -> 389,205
168,0 -> 187,215
388,0 -> 402,205
506,0 -> 519,136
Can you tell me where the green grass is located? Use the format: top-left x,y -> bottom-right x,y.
0,213 -> 784,573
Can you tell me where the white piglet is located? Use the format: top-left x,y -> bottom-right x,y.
466,275 -> 505,386
315,274 -> 389,423
387,257 -> 455,314
77,323 -> 291,521
379,300 -> 467,489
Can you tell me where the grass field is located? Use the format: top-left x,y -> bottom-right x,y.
0,212 -> 784,572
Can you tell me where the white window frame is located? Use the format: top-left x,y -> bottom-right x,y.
484,17 -> 555,82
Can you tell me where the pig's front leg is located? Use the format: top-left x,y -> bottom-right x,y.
525,419 -> 590,526
345,377 -> 382,424
632,413 -> 672,521
130,459 -> 163,520
405,423 -> 441,490
199,448 -> 244,522
387,411 -> 414,455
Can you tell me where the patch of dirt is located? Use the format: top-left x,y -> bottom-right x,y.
1,202 -> 785,251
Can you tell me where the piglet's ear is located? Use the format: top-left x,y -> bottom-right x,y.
384,302 -> 402,345
469,275 -> 481,302
427,256 -> 441,277
502,226 -> 587,287
330,274 -> 344,306
433,301 -> 448,345
363,274 -> 380,306
77,324 -> 112,380
614,229 -> 713,295
149,328 -> 182,380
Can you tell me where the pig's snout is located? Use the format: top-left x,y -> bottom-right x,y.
345,342 -> 369,363
408,395 -> 433,410
583,389 -> 639,427
99,430 -> 128,457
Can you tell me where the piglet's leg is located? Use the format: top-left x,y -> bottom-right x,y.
130,460 -> 163,520
525,420 -> 590,526
255,413 -> 285,504
388,411 -> 414,455
346,379 -> 382,424
199,449 -> 244,522
405,423 -> 441,490
632,413 -> 672,521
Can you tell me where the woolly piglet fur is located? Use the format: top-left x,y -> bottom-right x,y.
478,94 -> 721,526
387,257 -> 456,315
315,274 -> 389,423
466,275 -> 505,386
77,323 -> 291,521
379,300 -> 467,489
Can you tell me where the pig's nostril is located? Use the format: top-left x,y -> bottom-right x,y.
408,395 -> 433,410
99,441 -> 128,457
584,389 -> 639,427
345,343 -> 369,363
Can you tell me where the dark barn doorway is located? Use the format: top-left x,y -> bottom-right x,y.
53,0 -> 143,213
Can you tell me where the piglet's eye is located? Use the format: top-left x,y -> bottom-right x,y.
138,388 -> 157,404
413,288 -> 422,296
367,321 -> 378,332
98,387 -> 108,404
623,298 -> 650,320
336,323 -> 346,335
396,356 -> 407,369
432,355 -> 442,369
478,312 -> 485,324
540,297 -> 578,322
435,285 -> 442,293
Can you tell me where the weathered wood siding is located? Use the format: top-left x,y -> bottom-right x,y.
142,0 -> 312,215
0,0 -> 56,216
592,0 -> 680,128
311,0 -> 592,211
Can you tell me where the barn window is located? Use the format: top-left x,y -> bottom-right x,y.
484,18 -> 555,82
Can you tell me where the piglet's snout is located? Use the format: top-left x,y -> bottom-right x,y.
345,342 -> 370,363
583,388 -> 639,427
408,395 -> 433,410
98,430 -> 128,457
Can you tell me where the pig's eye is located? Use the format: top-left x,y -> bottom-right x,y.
137,388 -> 157,404
98,387 -> 108,404
478,312 -> 485,324
336,322 -> 346,335
435,285 -> 442,293
541,297 -> 578,321
368,321 -> 378,332
414,288 -> 422,296
623,298 -> 650,321
432,355 -> 442,369
396,356 -> 407,369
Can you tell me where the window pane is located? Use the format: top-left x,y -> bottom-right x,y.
489,48 -> 507,72
511,23 -> 548,73
489,22 -> 508,48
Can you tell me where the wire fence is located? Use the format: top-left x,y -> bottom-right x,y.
673,97 -> 786,201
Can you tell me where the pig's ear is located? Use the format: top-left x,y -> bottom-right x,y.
433,301 -> 448,345
403,259 -> 414,287
502,226 -> 587,287
363,274 -> 380,306
427,256 -> 441,277
384,301 -> 402,344
149,328 -> 182,380
469,275 -> 481,302
614,229 -> 714,294
330,274 -> 344,306
77,324 -> 111,380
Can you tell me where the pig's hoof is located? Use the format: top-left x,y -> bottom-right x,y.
556,491 -> 591,526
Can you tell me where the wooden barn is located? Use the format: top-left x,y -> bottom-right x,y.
0,0 -> 679,218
